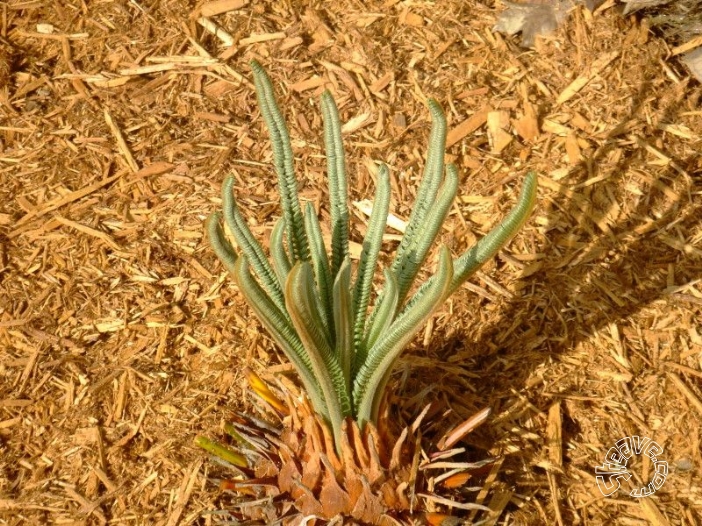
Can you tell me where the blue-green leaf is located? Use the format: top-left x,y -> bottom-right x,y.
233,256 -> 327,419
393,162 -> 459,306
250,60 -> 310,263
221,176 -> 286,314
321,90 -> 350,278
354,246 -> 454,426
401,172 -> 538,316
205,212 -> 238,275
351,164 -> 391,374
391,99 -> 447,294
361,268 -> 399,356
333,257 -> 354,394
285,262 -> 351,447
304,202 -> 334,340
270,217 -> 291,286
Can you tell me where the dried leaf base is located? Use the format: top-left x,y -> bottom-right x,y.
196,369 -> 503,525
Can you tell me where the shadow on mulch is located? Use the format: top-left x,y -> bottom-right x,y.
392,75 -> 701,521
476,77 -> 699,398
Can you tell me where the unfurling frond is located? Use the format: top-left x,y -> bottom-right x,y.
250,60 -> 310,264
204,61 -> 538,445
199,60 -> 539,526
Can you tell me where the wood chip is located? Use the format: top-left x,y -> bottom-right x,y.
513,101 -> 539,141
341,112 -> 372,134
194,111 -> 231,123
104,110 -> 139,172
119,63 -> 176,76
400,9 -> 424,26
547,402 -> 563,468
556,51 -> 620,105
565,132 -> 581,164
668,373 -> 702,416
290,76 -> 327,92
54,215 -> 121,251
672,35 -> 702,57
165,460 -> 203,526
239,32 -> 286,46
199,0 -> 248,17
280,36 -> 304,51
542,119 -> 571,136
63,486 -> 107,524
487,110 -> 512,153
638,494 -> 671,526
446,105 -> 491,147
197,18 -> 235,47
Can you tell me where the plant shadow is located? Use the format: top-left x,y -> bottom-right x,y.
394,74 -> 701,519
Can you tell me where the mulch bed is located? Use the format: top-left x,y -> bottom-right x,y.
1,0 -> 700,524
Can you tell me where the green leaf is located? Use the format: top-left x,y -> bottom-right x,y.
285,262 -> 352,446
353,246 -> 454,426
321,90 -> 350,278
194,436 -> 248,468
359,268 -> 398,375
391,99 -> 447,296
454,171 -> 538,285
233,256 -> 328,420
351,164 -> 391,374
393,162 -> 459,306
222,176 -> 286,314
250,60 -> 310,263
270,217 -> 291,286
400,172 -> 538,317
332,257 -> 354,394
304,202 -> 334,341
205,212 -> 238,275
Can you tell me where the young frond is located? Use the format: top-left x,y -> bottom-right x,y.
351,163 -> 391,374
201,61 -> 539,526
321,90 -> 350,277
206,62 -> 537,441
353,246 -> 454,426
250,60 -> 310,264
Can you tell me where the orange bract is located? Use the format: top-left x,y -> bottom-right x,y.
198,373 -> 500,524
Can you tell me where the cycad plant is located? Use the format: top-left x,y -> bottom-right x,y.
197,60 -> 537,525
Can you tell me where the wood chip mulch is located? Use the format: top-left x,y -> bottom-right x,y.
0,1 -> 700,524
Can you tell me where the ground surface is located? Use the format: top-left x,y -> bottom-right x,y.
1,0 -> 701,525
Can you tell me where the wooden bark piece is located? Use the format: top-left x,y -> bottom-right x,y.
487,111 -> 513,153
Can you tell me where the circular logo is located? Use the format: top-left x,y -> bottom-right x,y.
595,436 -> 668,497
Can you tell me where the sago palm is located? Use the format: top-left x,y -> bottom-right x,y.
197,60 -> 538,525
